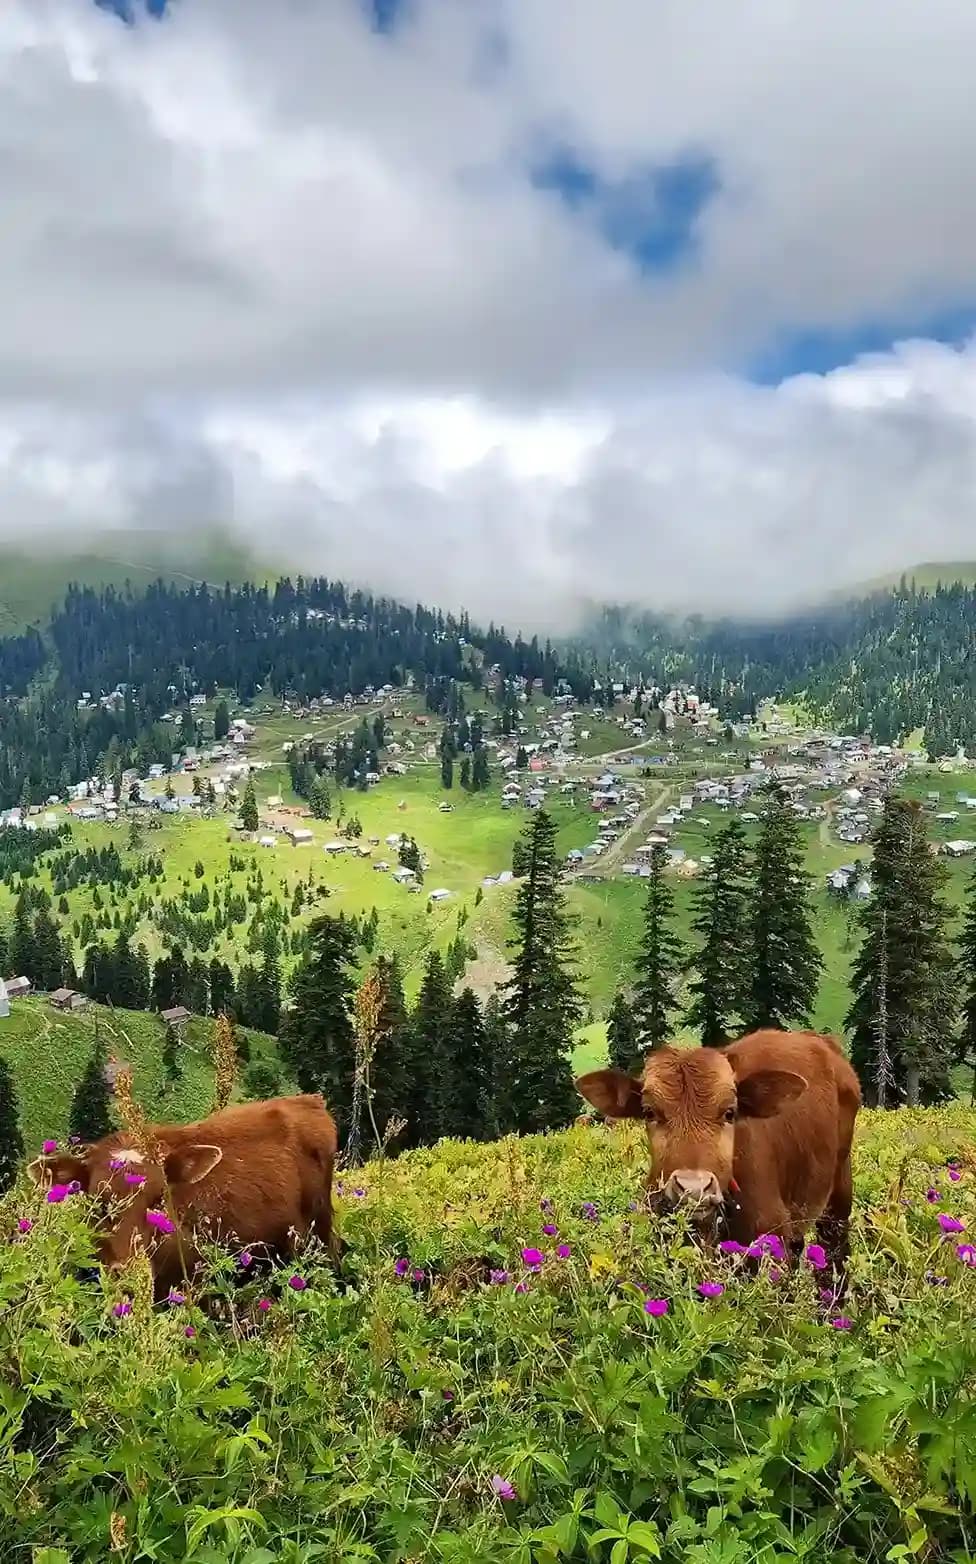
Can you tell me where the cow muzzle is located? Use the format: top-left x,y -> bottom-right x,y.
661,1169 -> 724,1212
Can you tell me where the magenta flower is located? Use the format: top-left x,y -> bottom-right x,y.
412,1268 -> 425,1284
581,1202 -> 598,1221
67,1180 -> 81,1194
239,1251 -> 253,1268
926,1188 -> 939,1203
167,1289 -> 186,1306
125,1173 -> 146,1187
394,1257 -> 410,1277
521,1247 -> 544,1268
805,1243 -> 828,1270
442,1388 -> 454,1401
938,1214 -> 965,1234
830,1316 -> 853,1331
556,1243 -> 571,1260
644,1298 -> 669,1317
819,1287 -> 837,1306
109,1158 -> 126,1171
957,1243 -> 976,1267
17,1218 -> 32,1234
42,1139 -> 57,1154
698,1282 -> 725,1300
46,1184 -> 69,1204
145,1210 -> 175,1235
491,1475 -> 516,1501
69,1135 -> 81,1145
718,1240 -> 746,1256
489,1269 -> 510,1285
949,1168 -> 963,1183
753,1233 -> 786,1261
112,1300 -> 131,1318
542,1223 -> 557,1236
257,1297 -> 272,1312
184,1325 -> 196,1339
288,1274 -> 307,1291
514,1281 -> 528,1295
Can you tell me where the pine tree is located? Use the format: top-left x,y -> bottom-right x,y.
69,1035 -> 113,1144
367,951 -> 411,1148
404,949 -> 454,1144
7,892 -> 32,979
279,915 -> 357,1132
849,797 -> 955,1106
745,785 -> 822,1031
214,699 -> 230,741
0,1056 -> 24,1195
631,846 -> 685,1053
240,778 -> 259,833
685,817 -> 752,1045
482,993 -> 510,1136
607,991 -> 640,1073
471,745 -> 490,791
502,810 -> 583,1133
446,987 -> 493,1139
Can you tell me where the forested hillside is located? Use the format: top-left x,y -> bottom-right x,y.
4,570 -> 976,808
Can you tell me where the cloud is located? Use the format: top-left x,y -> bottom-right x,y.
4,338 -> 976,628
4,1 -> 976,625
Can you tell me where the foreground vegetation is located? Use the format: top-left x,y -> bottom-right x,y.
4,1106 -> 976,1561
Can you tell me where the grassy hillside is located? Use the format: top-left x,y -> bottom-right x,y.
0,528 -> 267,633
3,1103 -> 976,1560
0,996 -> 282,1153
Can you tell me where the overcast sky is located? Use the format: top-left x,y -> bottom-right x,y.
4,0 -> 976,627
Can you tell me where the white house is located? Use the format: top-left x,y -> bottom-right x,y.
285,827 -> 314,846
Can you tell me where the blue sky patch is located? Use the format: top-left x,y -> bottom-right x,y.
752,302 -> 976,383
531,144 -> 718,274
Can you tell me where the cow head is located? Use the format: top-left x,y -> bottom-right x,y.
576,1047 -> 807,1229
28,1139 -> 223,1285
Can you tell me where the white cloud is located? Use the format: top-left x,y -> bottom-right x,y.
4,1 -> 976,624
5,338 -> 976,628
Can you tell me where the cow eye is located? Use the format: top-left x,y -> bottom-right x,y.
643,1107 -> 662,1126
723,1107 -> 736,1124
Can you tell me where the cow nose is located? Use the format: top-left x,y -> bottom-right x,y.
663,1170 -> 723,1209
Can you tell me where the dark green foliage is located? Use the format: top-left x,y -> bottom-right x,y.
213,699 -> 230,740
446,987 -> 495,1139
240,778 -> 259,834
957,859 -> 976,1098
745,786 -> 822,1031
606,991 -> 640,1074
0,1056 -> 24,1195
402,949 -> 454,1146
502,810 -> 583,1134
68,1036 -> 113,1144
631,847 -> 685,1054
685,818 -> 752,1046
279,915 -> 357,1132
243,1059 -> 284,1100
849,798 -> 955,1107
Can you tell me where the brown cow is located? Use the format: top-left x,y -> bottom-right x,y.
27,1094 -> 339,1300
576,1030 -> 860,1272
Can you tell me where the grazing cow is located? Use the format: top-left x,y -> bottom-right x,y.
28,1094 -> 339,1300
576,1030 -> 860,1272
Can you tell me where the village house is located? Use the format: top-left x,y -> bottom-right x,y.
50,988 -> 88,1012
160,1006 -> 192,1028
3,976 -> 31,999
285,826 -> 315,846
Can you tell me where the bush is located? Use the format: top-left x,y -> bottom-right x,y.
2,1108 -> 976,1559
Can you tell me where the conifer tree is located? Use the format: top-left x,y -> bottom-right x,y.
482,992 -> 511,1135
744,785 -> 822,1031
404,949 -> 454,1144
849,797 -> 955,1106
240,777 -> 259,833
631,846 -> 685,1053
69,1035 -> 113,1144
214,699 -> 230,740
685,817 -> 752,1045
446,986 -> 493,1139
0,1056 -> 24,1195
502,810 -> 583,1133
957,858 -> 976,1100
279,915 -> 357,1132
7,892 -> 32,979
607,991 -> 640,1073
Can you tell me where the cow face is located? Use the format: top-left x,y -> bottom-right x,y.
28,1141 -> 222,1282
576,1048 -> 807,1225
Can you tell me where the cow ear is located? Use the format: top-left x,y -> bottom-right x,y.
27,1154 -> 89,1190
164,1144 -> 223,1186
575,1069 -> 644,1119
735,1069 -> 808,1119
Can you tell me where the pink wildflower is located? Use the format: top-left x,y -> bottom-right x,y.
644,1298 -> 669,1317
521,1247 -> 544,1268
956,1243 -> 976,1267
394,1257 -> 410,1277
805,1243 -> 828,1270
949,1168 -> 963,1183
542,1223 -> 557,1236
698,1282 -> 724,1300
145,1210 -> 175,1235
491,1476 -> 516,1501
489,1269 -> 509,1285
718,1240 -> 746,1256
288,1274 -> 307,1291
125,1173 -> 146,1187
257,1297 -> 272,1312
184,1325 -> 196,1339
556,1243 -> 571,1260
46,1185 -> 69,1204
42,1140 -> 57,1154
112,1300 -> 131,1318
17,1218 -> 32,1234
830,1316 -> 853,1331
938,1214 -> 965,1235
